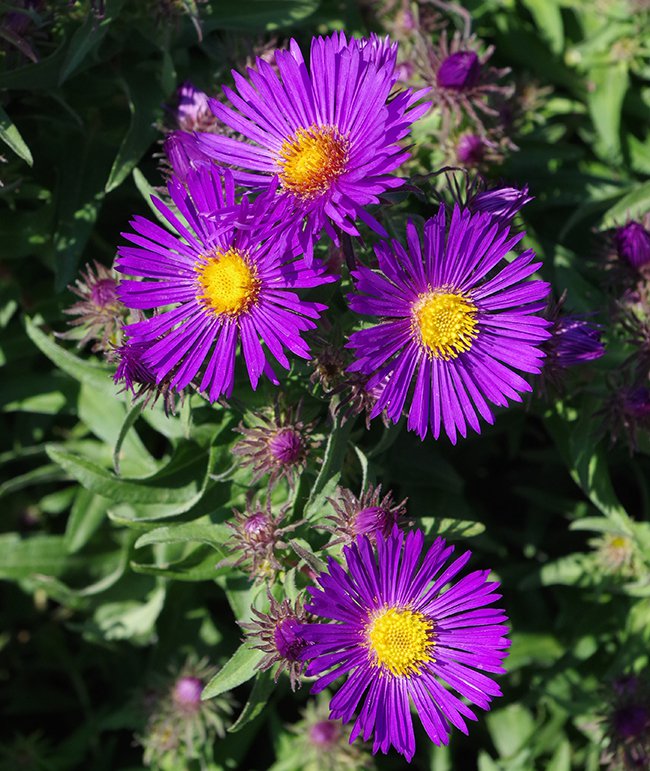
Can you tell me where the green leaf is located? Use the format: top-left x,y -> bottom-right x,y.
0,105 -> 33,166
601,180 -> 650,229
0,41 -> 68,90
201,0 -> 319,31
0,372 -> 77,414
202,643 -> 265,700
52,130 -> 114,290
0,463 -> 65,499
0,534 -> 70,579
78,383 -> 156,477
135,520 -> 231,551
506,632 -> 564,671
486,703 -> 536,759
64,489 -> 110,554
305,415 -> 352,509
535,554 -> 595,587
547,740 -> 571,771
25,317 -> 115,395
546,402 -> 633,533
419,517 -> 486,540
131,544 -> 225,581
105,68 -> 166,192
289,538 -> 327,574
132,167 -> 171,226
587,61 -> 628,162
228,670 -> 274,733
47,442 -> 201,503
521,0 -> 564,54
113,403 -> 144,475
58,1 -> 126,84
47,440 -> 227,520
90,585 -> 165,644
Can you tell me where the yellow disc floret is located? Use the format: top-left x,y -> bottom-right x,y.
413,290 -> 478,359
366,607 -> 434,677
278,124 -> 349,199
196,248 -> 260,317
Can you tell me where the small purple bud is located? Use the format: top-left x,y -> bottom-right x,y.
615,221 -> 650,269
613,675 -> 640,697
551,317 -> 605,368
309,719 -> 341,747
395,61 -> 415,83
613,704 -> 649,739
90,277 -> 119,307
243,512 -> 271,536
114,341 -> 156,391
164,131 -> 214,181
268,428 -> 305,464
456,134 -> 486,165
176,81 -> 211,130
273,617 -> 308,661
470,185 -> 533,223
437,51 -> 480,90
173,676 -> 203,709
354,506 -> 399,539
622,387 -> 650,420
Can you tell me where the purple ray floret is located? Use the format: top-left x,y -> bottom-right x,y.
346,204 -> 551,443
301,527 -> 510,761
115,166 -> 334,401
189,32 -> 428,259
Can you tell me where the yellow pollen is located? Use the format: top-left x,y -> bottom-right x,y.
196,248 -> 260,317
366,607 -> 434,677
278,124 -> 348,199
413,291 -> 478,359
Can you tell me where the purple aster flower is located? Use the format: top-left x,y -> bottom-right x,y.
190,31 -> 428,259
301,527 -> 510,761
469,184 -> 533,225
347,206 -> 551,443
116,166 -> 333,402
615,221 -> 650,270
241,593 -> 311,690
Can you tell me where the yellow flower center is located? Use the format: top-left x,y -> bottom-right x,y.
413,291 -> 478,359
278,124 -> 349,199
366,607 -> 434,677
196,248 -> 260,317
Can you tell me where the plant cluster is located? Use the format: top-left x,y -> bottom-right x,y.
1,1 -> 650,769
